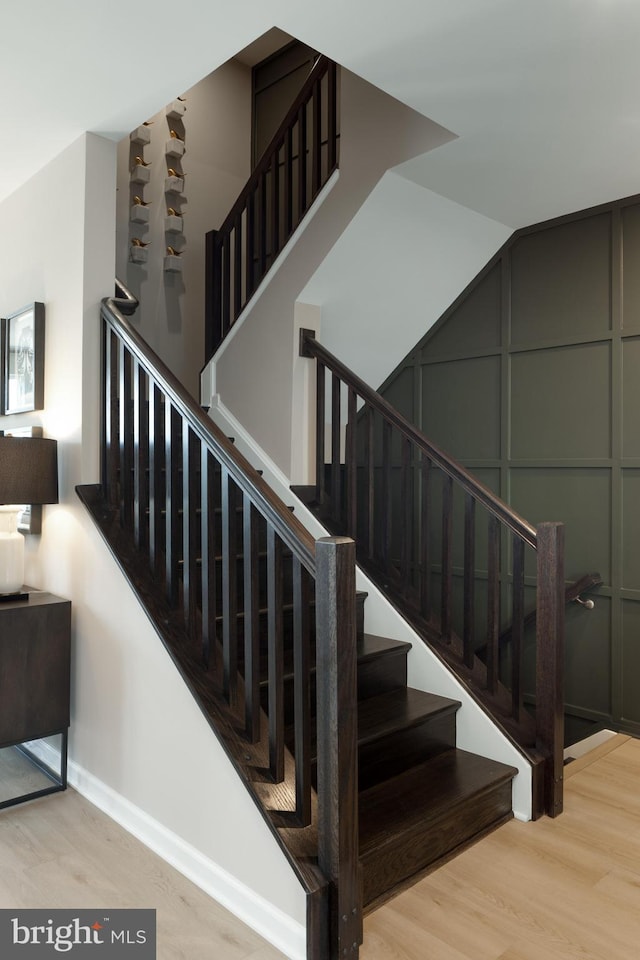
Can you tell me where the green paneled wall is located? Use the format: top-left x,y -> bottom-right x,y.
424,356 -> 501,459
510,213 -> 611,344
510,344 -> 611,460
378,194 -> 640,742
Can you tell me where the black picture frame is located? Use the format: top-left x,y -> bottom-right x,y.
0,425 -> 44,534
2,302 -> 45,415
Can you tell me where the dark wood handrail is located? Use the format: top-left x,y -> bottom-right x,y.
566,571 -> 603,603
102,295 -> 316,573
215,55 -> 330,242
489,571 -> 603,654
301,331 -> 537,547
113,278 -> 138,316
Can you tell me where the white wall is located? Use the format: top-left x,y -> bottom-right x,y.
299,171 -> 512,391
0,134 -> 306,957
208,69 -> 454,478
116,59 -> 252,399
0,138 -> 88,488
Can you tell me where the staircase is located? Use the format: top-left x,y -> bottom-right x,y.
284,631 -> 517,914
78,283 -> 525,960
82,52 -> 563,960
349,674 -> 516,910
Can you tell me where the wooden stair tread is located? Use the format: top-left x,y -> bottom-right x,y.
359,747 -> 516,855
357,687 -> 459,746
282,681 -> 457,742
358,633 -> 412,661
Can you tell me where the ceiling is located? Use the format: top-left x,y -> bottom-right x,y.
3,0 -> 640,228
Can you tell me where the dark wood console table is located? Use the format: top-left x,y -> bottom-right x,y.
0,590 -> 71,809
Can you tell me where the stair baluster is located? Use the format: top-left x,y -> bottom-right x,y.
536,522 -> 565,817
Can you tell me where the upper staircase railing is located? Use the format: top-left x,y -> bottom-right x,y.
205,55 -> 338,361
299,330 -> 565,819
86,283 -> 361,960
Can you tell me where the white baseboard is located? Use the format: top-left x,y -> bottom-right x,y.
564,728 -> 618,761
24,740 -> 306,960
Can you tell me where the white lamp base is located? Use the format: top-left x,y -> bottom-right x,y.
0,506 -> 24,595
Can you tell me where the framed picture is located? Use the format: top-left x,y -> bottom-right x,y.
0,426 -> 44,534
2,302 -> 45,415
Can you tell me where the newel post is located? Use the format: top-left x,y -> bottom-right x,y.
535,521 -> 565,818
315,537 -> 361,959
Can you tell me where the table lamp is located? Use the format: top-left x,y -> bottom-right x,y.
0,436 -> 58,598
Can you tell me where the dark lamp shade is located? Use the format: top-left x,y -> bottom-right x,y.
0,437 -> 58,505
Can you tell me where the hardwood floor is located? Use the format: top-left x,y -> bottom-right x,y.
0,734 -> 637,959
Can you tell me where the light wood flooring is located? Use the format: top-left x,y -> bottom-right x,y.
362,733 -> 639,960
0,769 -> 286,960
0,734 -> 637,959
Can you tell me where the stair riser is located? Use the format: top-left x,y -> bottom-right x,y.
283,683 -> 459,789
306,711 -> 458,793
357,649 -> 408,701
262,644 -> 409,719
361,780 -> 513,907
358,712 -> 456,792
